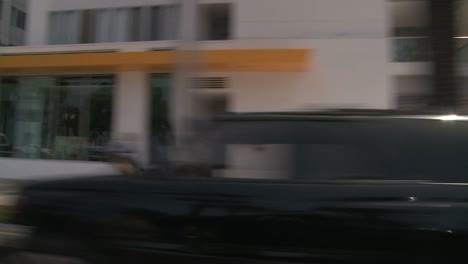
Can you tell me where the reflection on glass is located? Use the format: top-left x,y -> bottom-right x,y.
150,73 -> 172,164
0,75 -> 113,161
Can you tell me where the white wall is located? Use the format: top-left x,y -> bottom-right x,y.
26,0 -> 50,45
235,0 -> 387,39
114,72 -> 150,166
210,39 -> 390,111
395,76 -> 431,96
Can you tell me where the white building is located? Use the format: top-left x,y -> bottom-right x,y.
0,0 -> 27,46
0,0 -> 463,179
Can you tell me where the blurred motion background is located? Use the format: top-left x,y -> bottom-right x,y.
0,0 -> 465,185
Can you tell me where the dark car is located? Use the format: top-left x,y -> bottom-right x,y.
4,110 -> 468,264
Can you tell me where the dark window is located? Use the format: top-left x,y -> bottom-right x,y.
129,7 -> 142,41
149,73 -> 172,163
0,0 -> 3,20
17,10 -> 26,29
393,37 -> 432,62
81,10 -> 95,43
151,5 -> 179,40
0,75 -> 113,161
199,4 -> 231,40
206,120 -> 468,182
393,26 -> 430,37
294,144 -> 382,180
391,0 -> 431,62
11,7 -> 26,29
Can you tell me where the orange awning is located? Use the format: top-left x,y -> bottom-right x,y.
0,49 -> 310,74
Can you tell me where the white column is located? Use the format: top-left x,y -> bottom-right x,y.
1,0 -> 12,45
169,0 -> 200,162
25,0 -> 50,45
113,72 -> 150,167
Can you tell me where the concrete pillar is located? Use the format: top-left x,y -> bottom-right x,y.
169,0 -> 200,162
25,0 -> 50,45
0,0 -> 12,45
113,72 -> 150,166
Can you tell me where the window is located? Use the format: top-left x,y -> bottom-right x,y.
81,10 -> 96,43
10,7 -> 26,30
49,5 -> 181,44
49,11 -> 82,44
0,75 -> 113,161
199,4 -> 231,40
393,37 -> 432,62
391,0 -> 432,62
149,74 -> 172,164
456,1 -> 468,62
294,144 -> 382,180
94,8 -> 132,43
17,9 -> 26,29
129,7 -> 142,41
151,5 -> 179,40
204,120 -> 468,182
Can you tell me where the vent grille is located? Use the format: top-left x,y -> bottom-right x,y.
190,77 -> 228,89
458,96 -> 468,112
397,95 -> 430,110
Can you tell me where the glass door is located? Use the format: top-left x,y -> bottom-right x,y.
150,73 -> 172,164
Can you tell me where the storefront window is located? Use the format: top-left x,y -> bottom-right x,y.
456,0 -> 468,111
150,73 -> 172,164
0,75 -> 113,161
390,0 -> 432,62
456,0 -> 468,62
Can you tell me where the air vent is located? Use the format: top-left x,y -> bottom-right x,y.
397,95 -> 430,110
190,77 -> 228,89
458,96 -> 468,113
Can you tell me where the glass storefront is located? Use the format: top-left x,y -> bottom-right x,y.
390,0 -> 431,62
0,75 -> 113,161
456,0 -> 468,111
149,73 -> 172,164
457,0 -> 468,61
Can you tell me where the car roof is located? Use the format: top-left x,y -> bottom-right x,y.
213,109 -> 468,122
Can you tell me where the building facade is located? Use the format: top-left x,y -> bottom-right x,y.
0,0 -> 27,46
0,0 -> 463,179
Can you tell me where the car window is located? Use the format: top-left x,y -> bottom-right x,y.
205,119 -> 468,182
294,144 -> 383,180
